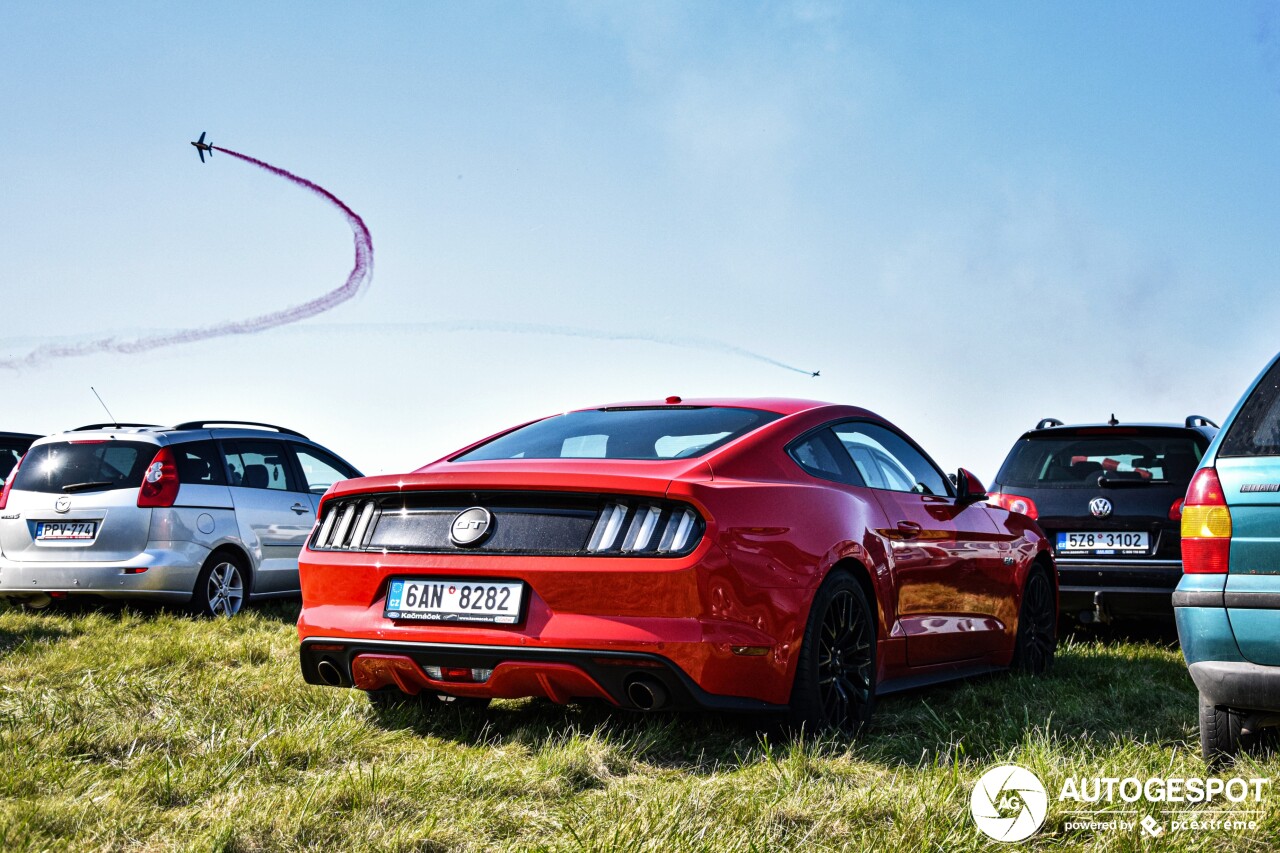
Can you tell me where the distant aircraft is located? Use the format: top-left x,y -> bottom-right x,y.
811,370 -> 821,378
191,131 -> 213,163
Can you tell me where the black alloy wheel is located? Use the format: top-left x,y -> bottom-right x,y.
1011,568 -> 1056,675
789,574 -> 876,734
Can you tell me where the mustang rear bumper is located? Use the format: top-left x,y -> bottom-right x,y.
300,637 -> 787,713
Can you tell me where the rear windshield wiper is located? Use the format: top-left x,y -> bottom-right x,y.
61,481 -> 114,493
1098,476 -> 1160,489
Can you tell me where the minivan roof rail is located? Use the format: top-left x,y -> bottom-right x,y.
1185,415 -> 1220,429
72,423 -> 161,431
1034,418 -> 1064,430
173,420 -> 308,439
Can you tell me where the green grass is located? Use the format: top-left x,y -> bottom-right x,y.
0,603 -> 1275,851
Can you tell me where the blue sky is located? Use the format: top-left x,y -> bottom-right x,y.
2,1 -> 1278,479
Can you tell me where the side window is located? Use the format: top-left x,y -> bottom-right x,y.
291,443 -> 357,495
788,429 -> 864,485
833,423 -> 949,496
221,440 -> 296,491
173,441 -> 226,485
843,444 -> 885,490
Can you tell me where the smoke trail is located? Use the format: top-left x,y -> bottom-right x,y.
328,320 -> 816,375
0,147 -> 372,370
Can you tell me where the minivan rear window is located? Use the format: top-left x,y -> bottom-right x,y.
996,434 -> 1204,487
454,407 -> 781,461
1220,359 -> 1280,457
12,441 -> 155,494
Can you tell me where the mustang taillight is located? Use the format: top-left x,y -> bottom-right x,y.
1182,467 -> 1231,574
987,492 -> 1039,520
0,453 -> 25,510
586,500 -> 702,554
137,446 -> 180,508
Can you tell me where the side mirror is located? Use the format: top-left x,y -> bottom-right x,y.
955,468 -> 988,504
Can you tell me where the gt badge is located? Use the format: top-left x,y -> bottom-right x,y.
450,507 -> 494,547
1089,497 -> 1112,518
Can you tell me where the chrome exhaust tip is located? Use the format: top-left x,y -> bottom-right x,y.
316,658 -> 346,687
624,675 -> 668,711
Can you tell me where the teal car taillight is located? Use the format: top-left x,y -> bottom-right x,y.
1181,467 -> 1232,574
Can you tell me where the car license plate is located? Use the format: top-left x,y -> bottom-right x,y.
35,521 -> 98,541
1057,531 -> 1149,555
385,578 -> 523,624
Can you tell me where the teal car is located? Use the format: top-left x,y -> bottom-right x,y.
1176,352 -> 1280,766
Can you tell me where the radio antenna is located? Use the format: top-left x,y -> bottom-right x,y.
91,386 -> 119,427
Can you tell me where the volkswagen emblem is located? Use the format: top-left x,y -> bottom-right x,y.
1089,497 -> 1113,518
449,507 -> 493,547
54,496 -> 71,514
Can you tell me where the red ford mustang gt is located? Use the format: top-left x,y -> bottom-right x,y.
298,398 -> 1056,731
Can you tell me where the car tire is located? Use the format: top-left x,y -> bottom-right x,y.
1200,694 -> 1248,769
787,572 -> 876,734
1010,567 -> 1056,675
191,552 -> 249,617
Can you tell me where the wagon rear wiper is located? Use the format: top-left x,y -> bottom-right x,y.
61,481 -> 114,493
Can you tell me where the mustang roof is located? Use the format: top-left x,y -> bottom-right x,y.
584,397 -> 835,416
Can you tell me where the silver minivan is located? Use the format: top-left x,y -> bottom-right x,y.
0,421 -> 361,616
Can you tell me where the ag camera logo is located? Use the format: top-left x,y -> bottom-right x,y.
971,764 -> 1048,842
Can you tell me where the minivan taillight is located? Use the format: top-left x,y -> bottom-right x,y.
987,492 -> 1039,520
1181,467 -> 1231,574
0,453 -> 24,510
137,447 -> 180,508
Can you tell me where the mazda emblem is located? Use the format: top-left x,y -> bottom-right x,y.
55,496 -> 71,514
1089,497 -> 1112,518
450,507 -> 493,547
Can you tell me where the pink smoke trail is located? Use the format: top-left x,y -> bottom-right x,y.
0,146 -> 373,370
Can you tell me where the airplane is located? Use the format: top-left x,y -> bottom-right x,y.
191,131 -> 213,163
811,370 -> 821,378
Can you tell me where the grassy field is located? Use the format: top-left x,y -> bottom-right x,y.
0,602 -> 1275,852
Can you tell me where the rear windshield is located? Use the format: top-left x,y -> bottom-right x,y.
995,433 -> 1204,488
454,407 -> 781,461
11,440 -> 155,494
1220,358 -> 1280,457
